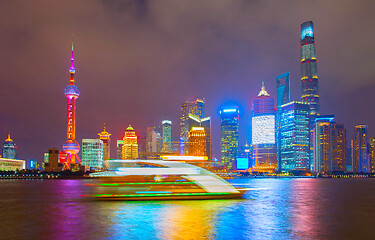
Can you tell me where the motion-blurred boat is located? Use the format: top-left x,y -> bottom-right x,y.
84,160 -> 248,200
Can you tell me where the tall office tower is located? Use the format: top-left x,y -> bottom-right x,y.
2,134 -> 17,159
301,21 -> 319,116
353,125 -> 369,173
122,125 -> 138,159
82,139 -> 103,168
252,82 -> 277,172
162,120 -> 172,152
98,125 -> 111,167
180,98 -> 205,154
62,42 -> 81,169
369,138 -> 375,173
280,101 -> 310,171
146,127 -> 160,152
187,114 -> 211,159
116,140 -> 123,159
188,127 -> 207,156
276,73 -> 291,170
312,116 -> 335,173
220,107 -> 239,169
331,123 -> 346,172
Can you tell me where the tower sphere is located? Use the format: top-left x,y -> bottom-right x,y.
64,85 -> 80,99
63,139 -> 80,154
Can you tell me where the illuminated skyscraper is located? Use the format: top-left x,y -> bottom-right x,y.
188,127 -> 207,156
220,106 -> 239,169
353,125 -> 369,173
122,125 -> 138,159
312,116 -> 335,173
116,140 -> 123,159
146,127 -> 161,153
276,73 -> 291,169
187,113 -> 211,159
162,120 -> 172,152
280,101 -> 310,171
62,42 -> 81,169
2,134 -> 17,159
252,82 -> 277,172
369,138 -> 375,173
301,21 -> 319,116
331,123 -> 346,172
82,139 -> 103,168
180,98 -> 205,154
98,124 -> 111,167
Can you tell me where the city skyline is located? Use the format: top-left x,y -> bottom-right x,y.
1,1 -> 375,162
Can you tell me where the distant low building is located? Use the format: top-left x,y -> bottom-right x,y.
0,158 -> 25,171
82,139 -> 104,168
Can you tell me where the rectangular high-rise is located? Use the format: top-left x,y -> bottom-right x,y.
280,101 -> 310,171
187,113 -> 211,160
82,139 -> 104,168
353,125 -> 369,173
220,107 -> 239,169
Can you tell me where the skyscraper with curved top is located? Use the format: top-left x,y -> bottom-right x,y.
301,21 -> 319,116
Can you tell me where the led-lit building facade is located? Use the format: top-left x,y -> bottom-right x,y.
220,107 -> 239,169
280,101 -> 310,171
353,125 -> 369,173
301,21 -> 319,116
187,114 -> 211,159
188,127 -> 207,156
331,123 -> 346,172
369,138 -> 375,173
82,139 -> 104,168
180,98 -> 205,154
276,73 -> 291,169
122,125 -> 138,160
312,116 -> 335,173
98,125 -> 111,167
252,82 -> 277,172
0,158 -> 25,171
62,42 -> 81,169
116,140 -> 123,159
162,120 -> 172,152
2,134 -> 17,159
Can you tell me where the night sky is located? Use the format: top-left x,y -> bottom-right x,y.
1,0 -> 375,163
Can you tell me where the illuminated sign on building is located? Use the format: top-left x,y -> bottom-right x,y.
236,157 -> 249,170
252,115 -> 275,145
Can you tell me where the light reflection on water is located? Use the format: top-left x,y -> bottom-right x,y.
0,178 -> 374,239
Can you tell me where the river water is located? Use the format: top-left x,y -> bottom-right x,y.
1,178 -> 374,240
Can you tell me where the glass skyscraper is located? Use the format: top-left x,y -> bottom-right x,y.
252,82 -> 277,172
162,120 -> 172,152
353,125 -> 369,173
301,21 -> 319,116
280,101 -> 310,171
82,139 -> 103,168
2,134 -> 17,159
187,114 -> 211,159
220,106 -> 239,169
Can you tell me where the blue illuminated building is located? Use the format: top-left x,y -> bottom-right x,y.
301,21 -> 319,116
2,134 -> 17,159
276,73 -> 291,170
220,106 -> 239,169
280,101 -> 310,172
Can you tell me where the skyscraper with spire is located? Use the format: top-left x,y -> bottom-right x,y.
301,21 -> 320,116
98,124 -> 111,168
251,82 -> 277,172
2,134 -> 17,159
62,41 -> 81,169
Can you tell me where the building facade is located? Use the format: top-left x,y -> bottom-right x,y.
300,21 -> 320,116
353,125 -> 369,173
252,82 -> 277,172
220,107 -> 239,169
188,127 -> 207,156
187,114 -> 211,159
180,98 -> 205,154
122,125 -> 138,160
280,101 -> 310,171
2,134 -> 17,159
0,158 -> 25,171
331,123 -> 346,172
44,149 -> 63,172
369,138 -> 375,173
116,140 -> 123,159
82,139 -> 104,168
98,125 -> 111,167
162,120 -> 172,152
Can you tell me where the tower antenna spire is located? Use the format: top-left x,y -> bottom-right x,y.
69,35 -> 75,84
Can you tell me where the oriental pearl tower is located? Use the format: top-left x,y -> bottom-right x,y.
62,42 -> 81,170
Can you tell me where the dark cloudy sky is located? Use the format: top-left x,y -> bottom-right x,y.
1,0 -> 375,163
